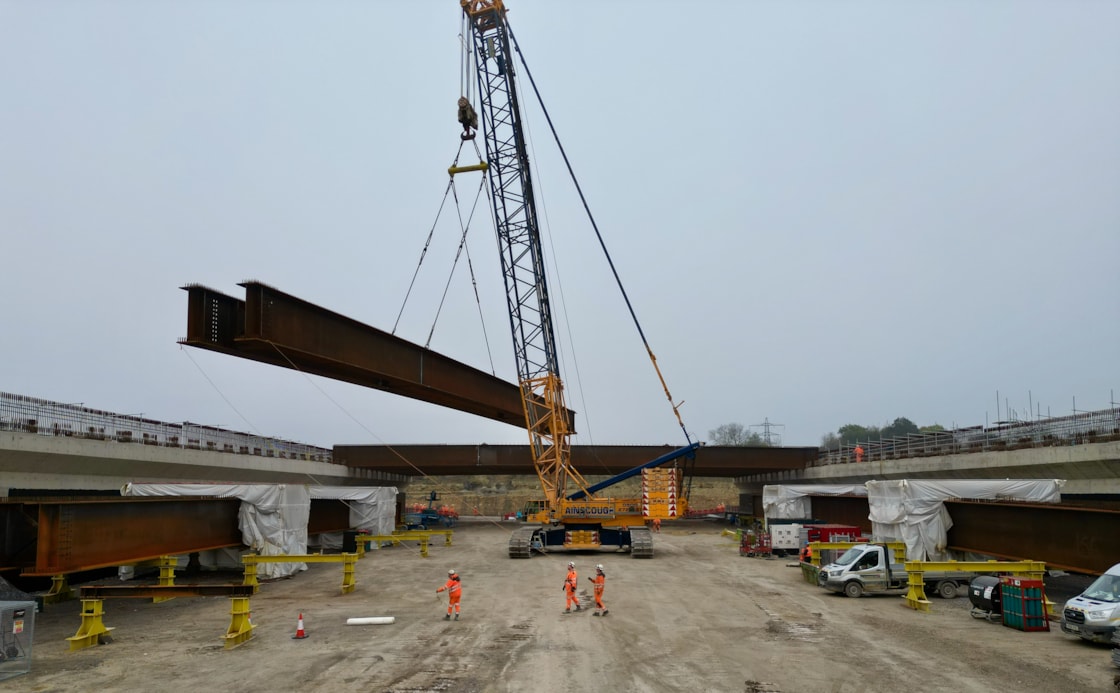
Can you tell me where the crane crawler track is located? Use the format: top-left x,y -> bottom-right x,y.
508,527 -> 535,558
630,527 -> 654,558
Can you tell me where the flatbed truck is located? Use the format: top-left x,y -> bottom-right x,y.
817,542 -> 972,599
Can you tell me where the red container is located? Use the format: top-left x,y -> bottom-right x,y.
804,524 -> 862,543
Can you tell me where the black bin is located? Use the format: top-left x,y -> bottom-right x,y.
969,575 -> 1002,614
343,530 -> 360,553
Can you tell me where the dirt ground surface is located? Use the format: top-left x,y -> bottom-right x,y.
13,519 -> 1120,693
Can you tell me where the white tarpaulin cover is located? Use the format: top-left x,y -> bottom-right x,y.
309,486 -> 398,549
866,479 -> 1064,562
762,484 -> 868,522
121,483 -> 311,578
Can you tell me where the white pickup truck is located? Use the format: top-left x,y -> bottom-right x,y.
1060,562 -> 1120,643
817,542 -> 972,599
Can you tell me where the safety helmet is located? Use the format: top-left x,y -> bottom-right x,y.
567,561 -> 575,568
595,564 -> 604,572
448,569 -> 456,575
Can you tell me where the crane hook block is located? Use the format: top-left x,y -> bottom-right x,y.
448,162 -> 489,176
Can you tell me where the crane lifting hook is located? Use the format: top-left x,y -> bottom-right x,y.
457,96 -> 479,141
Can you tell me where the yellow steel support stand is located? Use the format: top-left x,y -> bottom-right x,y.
902,560 -> 1049,613
360,534 -> 433,557
242,560 -> 261,594
223,597 -> 255,649
66,599 -> 115,651
394,528 -> 454,547
153,555 -> 177,603
905,571 -> 933,612
807,541 -> 908,568
44,574 -> 75,604
242,554 -> 359,594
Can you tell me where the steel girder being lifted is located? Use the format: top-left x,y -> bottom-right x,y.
180,282 -> 575,431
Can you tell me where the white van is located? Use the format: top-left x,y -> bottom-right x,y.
1060,563 -> 1120,643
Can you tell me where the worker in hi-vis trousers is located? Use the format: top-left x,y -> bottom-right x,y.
588,564 -> 608,616
563,561 -> 581,613
437,568 -> 462,620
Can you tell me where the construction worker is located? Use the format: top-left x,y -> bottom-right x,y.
799,543 -> 814,564
562,561 -> 581,613
588,564 -> 608,616
855,444 -> 865,463
437,568 -> 462,620
652,517 -> 661,533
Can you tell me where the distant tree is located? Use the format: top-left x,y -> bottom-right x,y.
837,424 -> 878,445
829,417 -> 936,445
881,417 -> 920,438
708,423 -> 767,446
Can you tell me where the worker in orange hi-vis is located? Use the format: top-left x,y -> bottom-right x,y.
437,568 -> 462,621
855,445 -> 865,463
562,561 -> 581,613
652,517 -> 661,533
799,543 -> 814,564
588,564 -> 609,616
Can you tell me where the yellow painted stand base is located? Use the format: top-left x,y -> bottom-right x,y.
223,597 -> 255,649
67,599 -> 115,651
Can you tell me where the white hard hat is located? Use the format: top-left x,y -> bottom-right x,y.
596,564 -> 604,572
448,569 -> 456,575
567,561 -> 575,568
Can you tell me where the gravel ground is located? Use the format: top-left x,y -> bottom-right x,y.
11,519 -> 1119,692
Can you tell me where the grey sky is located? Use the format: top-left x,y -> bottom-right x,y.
2,1 -> 1117,449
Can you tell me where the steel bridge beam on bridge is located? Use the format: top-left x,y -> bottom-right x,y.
334,444 -> 817,477
179,282 -> 575,431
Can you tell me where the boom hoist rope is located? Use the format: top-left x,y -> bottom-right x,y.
503,24 -> 696,451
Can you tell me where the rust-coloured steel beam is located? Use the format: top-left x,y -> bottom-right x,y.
28,498 -> 243,575
806,495 -> 872,533
179,282 -> 576,431
80,584 -> 256,598
3,496 -> 384,577
0,503 -> 39,571
946,500 -> 1120,575
334,444 -> 818,477
308,498 -> 353,535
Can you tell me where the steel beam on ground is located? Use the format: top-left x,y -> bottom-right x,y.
308,498 -> 353,535
806,495 -> 872,533
29,498 -> 243,575
946,500 -> 1120,575
179,282 -> 575,430
333,444 -> 817,477
80,584 -> 255,599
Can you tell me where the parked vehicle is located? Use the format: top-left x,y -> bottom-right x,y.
768,523 -> 803,557
1060,562 -> 1120,643
817,542 -> 972,599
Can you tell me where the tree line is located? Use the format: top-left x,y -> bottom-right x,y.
709,418 -> 946,448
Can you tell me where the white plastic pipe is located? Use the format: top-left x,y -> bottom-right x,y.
346,616 -> 396,626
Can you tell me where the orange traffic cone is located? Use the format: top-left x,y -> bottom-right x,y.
292,612 -> 308,639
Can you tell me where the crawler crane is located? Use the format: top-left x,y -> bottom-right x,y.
456,0 -> 698,557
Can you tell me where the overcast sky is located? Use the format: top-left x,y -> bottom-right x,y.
2,1 -> 1117,450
